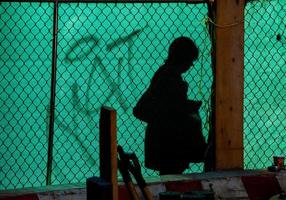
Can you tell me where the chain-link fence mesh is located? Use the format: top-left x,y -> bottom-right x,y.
1,0 -> 285,191
0,2 -> 54,189
0,1 -> 212,190
244,0 -> 286,169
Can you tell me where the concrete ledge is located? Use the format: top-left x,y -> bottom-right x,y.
1,170 -> 286,200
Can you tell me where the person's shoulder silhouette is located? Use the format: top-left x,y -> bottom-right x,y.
133,36 -> 206,175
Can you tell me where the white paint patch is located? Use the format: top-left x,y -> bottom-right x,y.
201,177 -> 248,199
147,183 -> 166,200
276,172 -> 286,192
38,188 -> 86,200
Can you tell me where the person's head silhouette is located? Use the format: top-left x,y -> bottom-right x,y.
166,36 -> 199,73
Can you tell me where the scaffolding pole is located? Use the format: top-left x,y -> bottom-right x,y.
46,0 -> 59,185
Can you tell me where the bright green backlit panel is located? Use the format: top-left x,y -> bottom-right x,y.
54,3 -> 212,184
0,2 -> 212,189
244,0 -> 286,169
0,3 -> 53,189
2,0 -> 284,190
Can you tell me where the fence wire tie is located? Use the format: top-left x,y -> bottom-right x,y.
205,17 -> 243,28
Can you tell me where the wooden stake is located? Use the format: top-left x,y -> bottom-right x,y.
100,106 -> 118,200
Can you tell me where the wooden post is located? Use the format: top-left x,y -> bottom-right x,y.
100,106 -> 118,200
215,0 -> 245,170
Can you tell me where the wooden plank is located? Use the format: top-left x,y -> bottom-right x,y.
99,106 -> 118,200
215,0 -> 245,170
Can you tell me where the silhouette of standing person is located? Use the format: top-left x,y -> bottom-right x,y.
133,36 -> 207,175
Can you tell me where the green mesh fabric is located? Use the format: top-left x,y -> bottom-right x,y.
0,0 -> 285,190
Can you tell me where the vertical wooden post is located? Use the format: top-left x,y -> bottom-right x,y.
215,0 -> 245,170
100,106 -> 118,200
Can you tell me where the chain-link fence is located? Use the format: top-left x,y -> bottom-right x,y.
1,2 -> 54,190
244,0 -> 286,169
0,1 -> 212,190
1,0 -> 285,191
